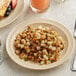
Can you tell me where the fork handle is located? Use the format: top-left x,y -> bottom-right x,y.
71,55 -> 76,71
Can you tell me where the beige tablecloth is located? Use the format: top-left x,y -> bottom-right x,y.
0,0 -> 76,76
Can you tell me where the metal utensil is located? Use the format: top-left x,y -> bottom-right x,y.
0,39 -> 3,64
71,21 -> 76,71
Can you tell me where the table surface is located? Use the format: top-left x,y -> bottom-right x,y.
0,0 -> 76,76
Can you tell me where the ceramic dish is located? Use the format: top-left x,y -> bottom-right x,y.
0,0 -> 27,28
6,19 -> 74,70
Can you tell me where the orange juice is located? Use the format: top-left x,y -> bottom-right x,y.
30,0 -> 50,13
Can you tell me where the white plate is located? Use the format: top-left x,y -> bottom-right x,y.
6,19 -> 74,70
0,0 -> 27,28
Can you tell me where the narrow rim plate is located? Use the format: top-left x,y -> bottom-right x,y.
6,19 -> 74,70
0,0 -> 27,28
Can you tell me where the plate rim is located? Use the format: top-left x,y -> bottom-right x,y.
0,0 -> 27,28
6,19 -> 74,70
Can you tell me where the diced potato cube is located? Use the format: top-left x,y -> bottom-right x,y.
26,42 -> 30,45
46,60 -> 51,64
52,47 -> 56,51
36,46 -> 40,50
15,50 -> 20,55
43,55 -> 48,60
19,52 -> 25,59
42,49 -> 48,55
40,61 -> 45,65
47,41 -> 53,45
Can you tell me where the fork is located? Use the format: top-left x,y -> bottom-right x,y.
0,39 -> 3,64
71,21 -> 76,71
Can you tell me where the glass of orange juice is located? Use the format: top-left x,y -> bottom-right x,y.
30,0 -> 50,13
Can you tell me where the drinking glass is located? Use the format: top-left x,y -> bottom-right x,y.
30,0 -> 50,13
